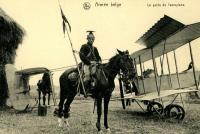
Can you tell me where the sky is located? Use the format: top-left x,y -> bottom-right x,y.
1,0 -> 200,85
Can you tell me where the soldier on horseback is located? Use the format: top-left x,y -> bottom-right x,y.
79,31 -> 102,94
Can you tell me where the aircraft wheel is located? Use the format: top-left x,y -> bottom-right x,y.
164,104 -> 172,117
147,102 -> 163,115
176,105 -> 185,120
119,78 -> 126,109
147,102 -> 152,113
165,104 -> 185,120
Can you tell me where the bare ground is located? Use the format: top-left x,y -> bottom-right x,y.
0,98 -> 200,134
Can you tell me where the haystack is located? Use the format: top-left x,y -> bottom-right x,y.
0,8 -> 25,107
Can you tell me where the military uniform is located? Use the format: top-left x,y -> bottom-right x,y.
80,43 -> 101,64
79,43 -> 101,82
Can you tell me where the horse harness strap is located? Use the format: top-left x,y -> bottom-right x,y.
101,69 -> 108,82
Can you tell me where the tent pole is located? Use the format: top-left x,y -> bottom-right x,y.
189,42 -> 198,90
48,71 -> 57,106
166,53 -> 172,88
151,48 -> 160,96
139,56 -> 146,94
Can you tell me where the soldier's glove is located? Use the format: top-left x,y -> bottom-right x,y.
90,61 -> 96,65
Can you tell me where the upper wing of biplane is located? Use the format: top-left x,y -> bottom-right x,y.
131,15 -> 200,64
127,15 -> 200,98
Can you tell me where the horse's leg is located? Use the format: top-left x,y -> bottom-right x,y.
58,93 -> 66,115
96,97 -> 102,132
48,92 -> 51,105
63,95 -> 75,118
104,95 -> 111,133
63,93 -> 76,127
38,90 -> 41,106
57,95 -> 66,127
43,93 -> 46,105
57,91 -> 68,126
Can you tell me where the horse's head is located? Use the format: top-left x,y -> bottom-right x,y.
117,49 -> 135,79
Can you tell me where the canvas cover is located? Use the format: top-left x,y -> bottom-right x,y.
5,64 -> 32,110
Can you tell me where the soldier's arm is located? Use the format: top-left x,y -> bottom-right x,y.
79,45 -> 91,65
95,47 -> 102,62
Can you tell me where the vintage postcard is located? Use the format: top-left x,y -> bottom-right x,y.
0,0 -> 200,134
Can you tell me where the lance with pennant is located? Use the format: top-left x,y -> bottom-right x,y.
58,1 -> 87,97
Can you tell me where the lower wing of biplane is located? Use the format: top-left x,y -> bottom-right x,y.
117,74 -> 199,120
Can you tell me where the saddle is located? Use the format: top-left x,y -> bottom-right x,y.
85,65 -> 109,97
67,64 -> 109,97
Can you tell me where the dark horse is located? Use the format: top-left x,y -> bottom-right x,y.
56,49 -> 135,133
37,72 -> 52,106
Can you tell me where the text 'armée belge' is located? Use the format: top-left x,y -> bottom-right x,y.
95,2 -> 122,8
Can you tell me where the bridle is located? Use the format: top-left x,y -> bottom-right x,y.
119,54 -> 135,79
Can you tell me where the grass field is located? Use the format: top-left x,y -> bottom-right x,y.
0,97 -> 200,134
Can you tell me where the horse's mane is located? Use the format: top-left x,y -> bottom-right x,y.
104,53 -> 121,68
107,54 -> 120,67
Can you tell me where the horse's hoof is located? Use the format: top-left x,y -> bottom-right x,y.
64,118 -> 70,127
54,108 -> 59,116
58,118 -> 63,127
96,122 -> 101,130
97,130 -> 103,134
106,128 -> 111,134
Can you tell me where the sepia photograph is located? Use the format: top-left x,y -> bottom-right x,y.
0,0 -> 200,133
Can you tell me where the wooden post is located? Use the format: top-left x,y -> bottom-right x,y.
173,50 -> 185,108
189,42 -> 198,90
173,51 -> 181,88
166,53 -> 172,88
134,58 -> 139,89
139,56 -> 146,94
151,48 -> 160,96
159,57 -> 164,75
142,63 -> 145,72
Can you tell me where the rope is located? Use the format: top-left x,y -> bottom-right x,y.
49,58 -> 109,72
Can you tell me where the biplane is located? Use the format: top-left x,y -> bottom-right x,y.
5,64 -> 57,111
118,15 -> 200,120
